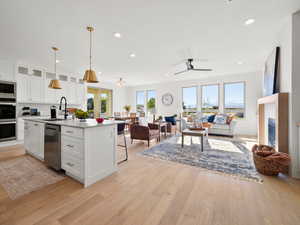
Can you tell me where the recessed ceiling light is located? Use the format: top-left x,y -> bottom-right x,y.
129,53 -> 136,58
98,71 -> 102,74
56,59 -> 60,63
114,32 -> 122,38
237,61 -> 244,65
244,18 -> 255,26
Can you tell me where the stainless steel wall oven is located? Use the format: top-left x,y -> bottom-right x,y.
0,81 -> 16,142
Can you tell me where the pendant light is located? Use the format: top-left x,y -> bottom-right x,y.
83,26 -> 98,83
48,47 -> 62,89
117,78 -> 125,87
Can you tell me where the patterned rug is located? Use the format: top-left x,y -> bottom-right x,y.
0,156 -> 65,200
141,135 -> 262,182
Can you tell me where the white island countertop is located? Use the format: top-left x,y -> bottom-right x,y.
23,118 -> 122,128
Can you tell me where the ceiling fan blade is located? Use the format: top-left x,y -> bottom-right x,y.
192,68 -> 213,72
174,70 -> 188,75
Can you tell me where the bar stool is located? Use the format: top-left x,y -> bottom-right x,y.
117,122 -> 128,164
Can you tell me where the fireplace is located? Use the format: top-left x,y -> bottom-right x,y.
268,118 -> 276,148
258,93 -> 288,153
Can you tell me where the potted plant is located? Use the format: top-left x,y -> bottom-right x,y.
75,109 -> 88,122
124,105 -> 131,115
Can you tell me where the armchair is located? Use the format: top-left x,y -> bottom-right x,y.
130,124 -> 160,147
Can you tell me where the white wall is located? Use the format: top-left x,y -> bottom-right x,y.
290,11 -> 300,178
127,71 -> 263,136
274,12 -> 300,178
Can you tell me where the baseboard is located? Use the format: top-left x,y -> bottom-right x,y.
0,140 -> 23,148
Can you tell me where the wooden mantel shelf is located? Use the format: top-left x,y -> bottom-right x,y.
258,93 -> 289,153
258,93 -> 288,104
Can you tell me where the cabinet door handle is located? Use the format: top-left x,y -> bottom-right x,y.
34,124 -> 38,126
67,144 -> 74,148
66,131 -> 73,134
66,162 -> 74,167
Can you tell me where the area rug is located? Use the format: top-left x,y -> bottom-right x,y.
0,156 -> 65,200
141,135 -> 262,183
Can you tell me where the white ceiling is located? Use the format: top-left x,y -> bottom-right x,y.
0,0 -> 300,86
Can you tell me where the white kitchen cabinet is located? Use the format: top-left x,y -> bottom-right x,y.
76,82 -> 86,106
17,118 -> 25,141
29,76 -> 44,102
17,74 -> 29,102
45,72 -> 59,103
61,123 -> 117,187
16,65 -> 45,103
24,120 -> 45,160
0,60 -> 14,81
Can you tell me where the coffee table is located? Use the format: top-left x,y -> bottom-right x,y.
181,128 -> 208,152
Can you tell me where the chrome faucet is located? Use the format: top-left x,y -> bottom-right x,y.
59,96 -> 68,119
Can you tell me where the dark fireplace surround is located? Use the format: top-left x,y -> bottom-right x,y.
268,118 -> 276,148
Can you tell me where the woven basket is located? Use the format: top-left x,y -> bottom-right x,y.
252,144 -> 290,176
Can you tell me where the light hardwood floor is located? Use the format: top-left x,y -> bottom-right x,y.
0,136 -> 300,225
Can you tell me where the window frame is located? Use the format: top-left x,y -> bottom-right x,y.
223,81 -> 246,119
201,83 -> 220,115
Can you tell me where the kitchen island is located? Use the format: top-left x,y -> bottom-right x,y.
23,118 -> 120,187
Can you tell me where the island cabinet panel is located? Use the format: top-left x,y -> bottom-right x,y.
83,125 -> 117,187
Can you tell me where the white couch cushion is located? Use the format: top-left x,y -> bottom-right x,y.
211,124 -> 230,130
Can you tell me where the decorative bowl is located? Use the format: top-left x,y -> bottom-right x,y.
96,118 -> 104,123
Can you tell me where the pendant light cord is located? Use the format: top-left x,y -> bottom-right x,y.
54,49 -> 57,75
89,29 -> 92,70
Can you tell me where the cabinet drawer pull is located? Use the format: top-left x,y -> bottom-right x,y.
66,131 -> 73,134
66,144 -> 74,148
66,162 -> 74,167
34,124 -> 38,126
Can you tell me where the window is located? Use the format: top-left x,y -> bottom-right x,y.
87,88 -> 113,118
202,84 -> 219,116
136,90 -> 156,115
224,82 -> 245,118
146,90 -> 156,115
182,87 -> 197,115
136,91 -> 145,113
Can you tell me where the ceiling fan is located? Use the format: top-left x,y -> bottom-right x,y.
174,58 -> 212,75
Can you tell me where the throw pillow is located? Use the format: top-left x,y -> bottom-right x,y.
207,114 -> 216,123
165,116 -> 176,125
213,114 -> 227,124
201,116 -> 208,123
226,116 -> 233,124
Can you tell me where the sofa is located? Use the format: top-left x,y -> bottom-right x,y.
205,120 -> 237,137
186,113 -> 237,137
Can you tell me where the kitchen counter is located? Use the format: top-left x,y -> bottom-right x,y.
24,118 -> 120,187
23,118 -> 122,128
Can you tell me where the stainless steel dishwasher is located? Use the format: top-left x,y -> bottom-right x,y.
44,124 -> 61,171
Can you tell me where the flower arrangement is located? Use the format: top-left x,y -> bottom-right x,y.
124,105 -> 131,113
